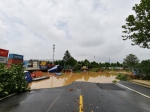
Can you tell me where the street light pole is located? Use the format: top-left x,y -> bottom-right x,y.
53,44 -> 55,64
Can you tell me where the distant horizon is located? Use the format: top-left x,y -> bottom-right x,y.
3,48 -> 148,63
23,58 -> 123,64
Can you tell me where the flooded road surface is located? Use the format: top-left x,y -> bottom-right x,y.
29,71 -> 118,89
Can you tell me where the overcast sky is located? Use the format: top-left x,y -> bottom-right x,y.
0,0 -> 149,63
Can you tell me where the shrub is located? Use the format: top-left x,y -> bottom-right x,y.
140,60 -> 150,80
116,73 -> 128,81
0,63 -> 29,98
112,80 -> 117,83
89,68 -> 100,72
74,64 -> 82,71
74,70 -> 81,73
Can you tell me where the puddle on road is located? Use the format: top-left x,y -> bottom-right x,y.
29,72 -> 118,89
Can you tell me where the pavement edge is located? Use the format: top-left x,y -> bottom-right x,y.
130,81 -> 150,89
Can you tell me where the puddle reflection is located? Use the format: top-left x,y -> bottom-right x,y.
29,72 -> 117,89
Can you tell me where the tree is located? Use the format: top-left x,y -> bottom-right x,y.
83,59 -> 90,67
111,63 -> 116,67
122,0 -> 150,49
54,60 -> 65,66
74,63 -> 82,71
105,62 -> 110,67
63,50 -> 77,66
59,60 -> 65,66
123,62 -> 128,70
68,57 -> 77,66
139,59 -> 150,79
99,62 -> 102,68
63,50 -> 72,62
90,61 -> 99,68
101,63 -> 105,67
123,54 -> 140,71
116,62 -> 122,67
54,60 -> 59,65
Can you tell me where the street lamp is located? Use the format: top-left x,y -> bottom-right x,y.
53,44 -> 55,64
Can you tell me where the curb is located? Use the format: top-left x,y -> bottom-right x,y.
131,81 -> 150,89
0,93 -> 16,101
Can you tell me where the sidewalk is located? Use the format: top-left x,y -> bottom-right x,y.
131,80 -> 150,88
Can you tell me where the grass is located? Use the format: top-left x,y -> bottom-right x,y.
116,73 -> 131,81
112,80 -> 117,83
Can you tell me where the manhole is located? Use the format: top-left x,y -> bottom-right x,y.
95,83 -> 124,90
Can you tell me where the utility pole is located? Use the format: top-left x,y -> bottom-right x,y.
109,58 -> 110,69
53,44 -> 55,64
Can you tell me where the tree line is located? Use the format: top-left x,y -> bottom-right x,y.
123,54 -> 150,79
53,50 -> 123,70
53,50 -> 150,79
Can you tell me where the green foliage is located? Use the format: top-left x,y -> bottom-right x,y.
123,54 -> 139,71
105,62 -> 110,67
99,62 -> 102,67
77,61 -> 84,66
61,54 -> 124,70
140,59 -> 150,79
63,65 -> 73,69
83,59 -> 90,67
112,80 -> 117,83
89,68 -> 100,72
74,70 -> 81,73
0,63 -> 29,98
74,64 -> 82,71
116,73 -> 128,81
90,61 -> 99,68
122,0 -> 150,48
135,59 -> 150,79
54,60 -> 65,66
63,50 -> 71,61
117,62 -> 122,67
47,61 -> 52,64
111,63 -> 116,67
63,50 -> 77,66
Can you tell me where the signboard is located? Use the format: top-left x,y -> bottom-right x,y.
0,56 -> 7,63
0,48 -> 9,57
40,61 -> 47,66
9,54 -> 24,60
39,61 -> 48,70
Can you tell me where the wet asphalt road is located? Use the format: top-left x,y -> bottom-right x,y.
0,81 -> 150,112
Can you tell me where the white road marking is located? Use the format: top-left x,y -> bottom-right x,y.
117,83 -> 150,99
46,85 -> 68,112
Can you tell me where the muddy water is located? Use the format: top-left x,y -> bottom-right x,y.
29,71 -> 118,89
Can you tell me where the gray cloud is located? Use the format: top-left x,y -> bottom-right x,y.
0,0 -> 149,63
